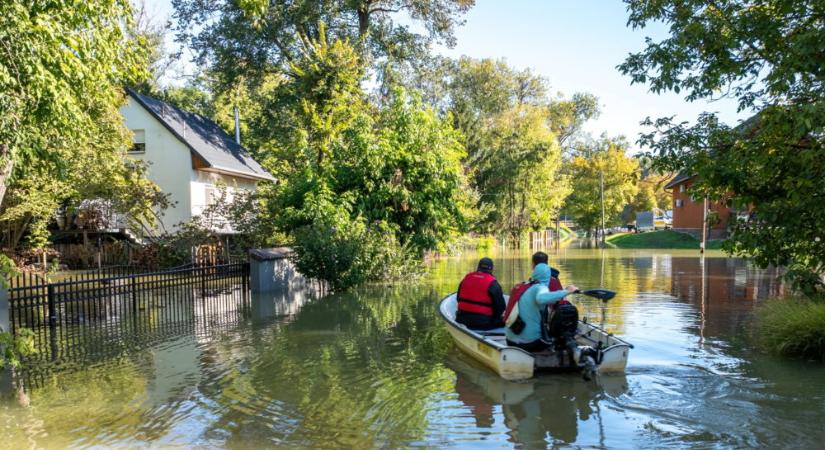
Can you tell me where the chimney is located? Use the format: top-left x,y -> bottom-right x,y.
234,106 -> 241,145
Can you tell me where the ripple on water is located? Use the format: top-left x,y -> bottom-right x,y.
3,249 -> 824,449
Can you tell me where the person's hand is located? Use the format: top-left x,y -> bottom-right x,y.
565,284 -> 579,294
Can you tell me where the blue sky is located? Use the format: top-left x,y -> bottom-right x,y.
144,0 -> 746,151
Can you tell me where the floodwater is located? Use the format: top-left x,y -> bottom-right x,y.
2,248 -> 824,449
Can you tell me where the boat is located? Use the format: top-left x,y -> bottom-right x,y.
439,292 -> 633,381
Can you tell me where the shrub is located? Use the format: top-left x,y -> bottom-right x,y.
0,328 -> 36,369
755,297 -> 825,360
292,215 -> 420,292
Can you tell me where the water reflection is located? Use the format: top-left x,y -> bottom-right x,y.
448,354 -> 628,448
2,249 -> 824,449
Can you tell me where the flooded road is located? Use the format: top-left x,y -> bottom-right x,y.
2,248 -> 824,449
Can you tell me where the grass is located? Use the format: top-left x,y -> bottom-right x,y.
605,230 -> 725,250
755,296 -> 825,361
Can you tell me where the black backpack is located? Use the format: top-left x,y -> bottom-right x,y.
546,300 -> 579,340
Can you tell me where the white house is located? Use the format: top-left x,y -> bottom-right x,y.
120,89 -> 274,235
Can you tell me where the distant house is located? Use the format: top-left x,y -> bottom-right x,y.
120,89 -> 274,234
665,173 -> 733,239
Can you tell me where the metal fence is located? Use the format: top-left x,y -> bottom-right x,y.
8,262 -> 250,363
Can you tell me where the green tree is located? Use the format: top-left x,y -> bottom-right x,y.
619,0 -> 825,293
171,0 -> 474,88
410,57 -> 595,237
565,138 -> 640,236
0,0 -> 148,207
474,105 -> 570,240
271,36 -> 468,289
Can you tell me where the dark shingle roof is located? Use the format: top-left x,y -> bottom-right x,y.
664,172 -> 693,189
127,89 -> 274,181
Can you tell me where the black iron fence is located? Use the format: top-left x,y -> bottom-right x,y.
8,262 -> 250,363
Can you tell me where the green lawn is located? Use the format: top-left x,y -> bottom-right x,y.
605,230 -> 725,250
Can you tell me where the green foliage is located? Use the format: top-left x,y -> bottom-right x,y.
620,0 -> 825,294
289,188 -> 420,290
411,57 -> 595,237
626,180 -> 657,223
0,0 -> 148,177
474,105 -> 570,239
1,155 -> 167,252
0,0 -> 162,261
606,230 -> 724,250
267,36 -> 468,289
172,0 -> 473,88
0,254 -> 16,289
0,328 -> 36,369
755,296 -> 825,361
565,137 -> 640,235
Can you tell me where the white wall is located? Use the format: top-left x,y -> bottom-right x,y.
121,98 -> 195,234
121,97 -> 259,235
191,171 -> 258,233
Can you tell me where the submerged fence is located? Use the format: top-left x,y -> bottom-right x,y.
8,262 -> 250,363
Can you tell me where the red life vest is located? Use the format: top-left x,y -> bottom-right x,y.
549,277 -> 563,291
457,271 -> 496,316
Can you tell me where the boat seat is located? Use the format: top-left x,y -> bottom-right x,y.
475,327 -> 506,336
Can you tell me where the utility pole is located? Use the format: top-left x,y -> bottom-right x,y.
600,170 -> 606,247
555,216 -> 561,250
701,197 -> 708,254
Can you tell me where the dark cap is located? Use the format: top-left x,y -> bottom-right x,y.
532,251 -> 549,266
477,257 -> 494,273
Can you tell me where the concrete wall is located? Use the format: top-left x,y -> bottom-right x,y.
671,178 -> 732,238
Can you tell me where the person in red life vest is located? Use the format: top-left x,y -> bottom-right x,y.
456,257 -> 506,330
531,251 -> 563,291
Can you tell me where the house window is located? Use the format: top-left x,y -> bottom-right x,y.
205,186 -> 217,206
675,199 -> 684,208
129,130 -> 146,154
679,184 -> 686,193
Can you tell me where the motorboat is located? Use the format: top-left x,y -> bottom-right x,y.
439,292 -> 632,381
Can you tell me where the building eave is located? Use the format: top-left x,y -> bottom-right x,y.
664,173 -> 694,190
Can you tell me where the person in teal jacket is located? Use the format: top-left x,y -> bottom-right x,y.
505,263 -> 578,352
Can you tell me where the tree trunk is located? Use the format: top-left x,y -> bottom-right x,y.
0,145 -> 13,208
357,6 -> 370,39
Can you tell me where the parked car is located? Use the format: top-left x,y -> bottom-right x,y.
653,208 -> 672,230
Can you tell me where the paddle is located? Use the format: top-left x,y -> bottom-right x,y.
574,289 -> 616,301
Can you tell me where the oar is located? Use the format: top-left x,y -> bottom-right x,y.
575,289 -> 616,301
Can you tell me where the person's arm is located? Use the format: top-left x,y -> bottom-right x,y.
536,285 -> 578,306
536,289 -> 568,306
488,280 -> 506,320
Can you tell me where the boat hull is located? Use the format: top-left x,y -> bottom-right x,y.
439,293 -> 631,380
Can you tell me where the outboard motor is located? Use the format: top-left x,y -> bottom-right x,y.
546,300 -> 580,367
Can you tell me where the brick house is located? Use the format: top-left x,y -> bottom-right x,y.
665,173 -> 733,239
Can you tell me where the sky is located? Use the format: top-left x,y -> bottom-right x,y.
144,0 -> 747,151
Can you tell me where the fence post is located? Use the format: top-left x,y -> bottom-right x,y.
131,276 -> 138,315
200,265 -> 206,295
47,284 -> 56,330
47,284 -> 58,361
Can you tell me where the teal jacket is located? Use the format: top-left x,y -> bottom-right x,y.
505,263 -> 570,344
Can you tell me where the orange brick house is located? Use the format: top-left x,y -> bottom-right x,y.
665,173 -> 733,239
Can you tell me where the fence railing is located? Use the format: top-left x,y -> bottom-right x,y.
9,262 -> 250,363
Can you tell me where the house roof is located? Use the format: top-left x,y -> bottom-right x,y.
126,88 -> 274,182
663,113 -> 767,190
664,172 -> 693,189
